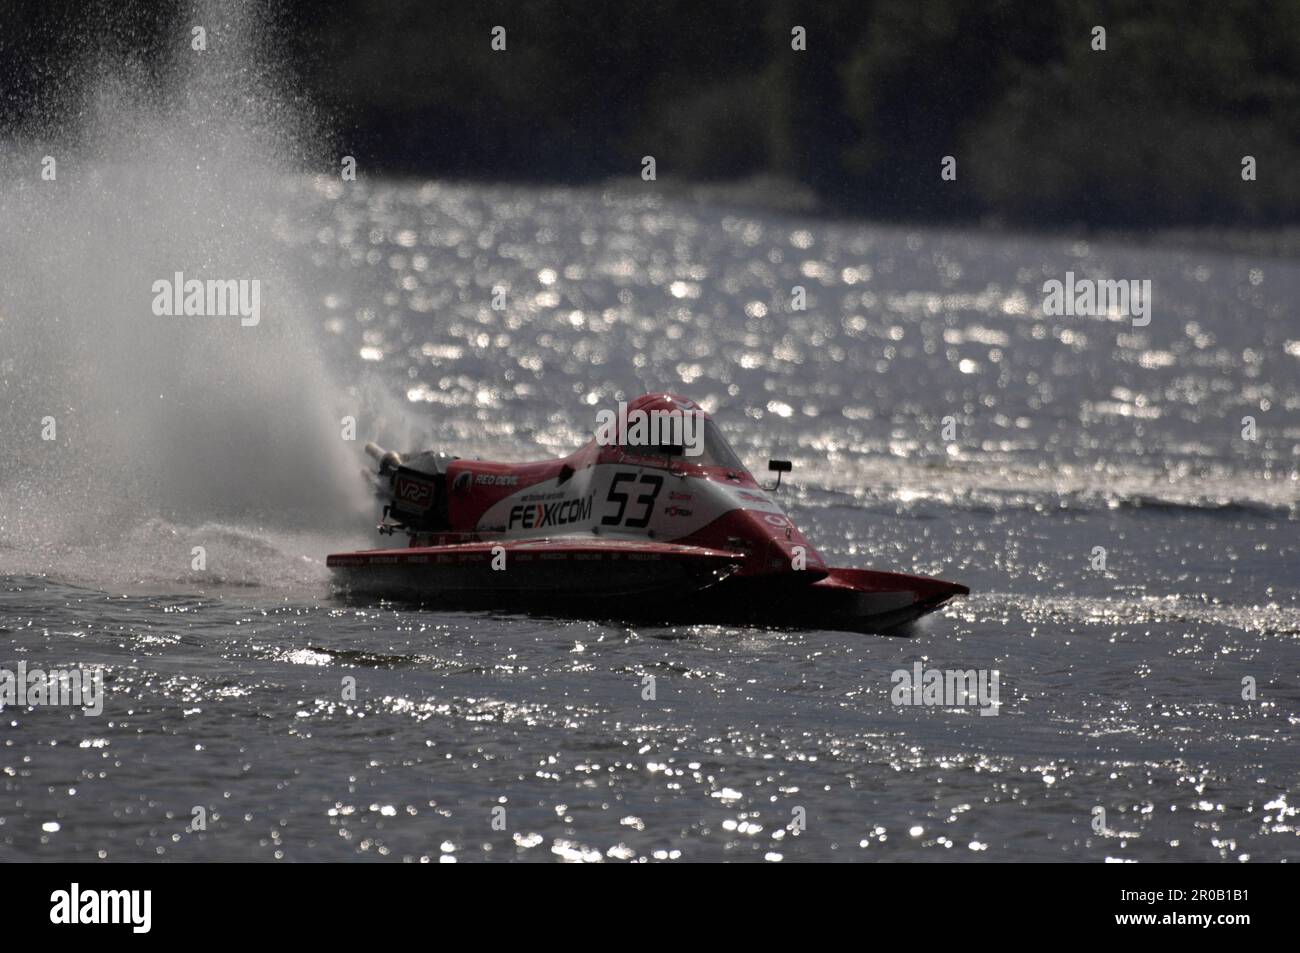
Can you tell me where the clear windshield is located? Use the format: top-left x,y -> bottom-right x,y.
699,421 -> 745,470
622,419 -> 745,470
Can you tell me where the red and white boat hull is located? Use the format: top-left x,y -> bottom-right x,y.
327,393 -> 970,635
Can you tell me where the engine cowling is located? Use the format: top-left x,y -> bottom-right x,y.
366,443 -> 457,533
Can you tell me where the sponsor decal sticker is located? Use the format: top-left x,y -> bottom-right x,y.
508,493 -> 594,530
394,474 -> 434,506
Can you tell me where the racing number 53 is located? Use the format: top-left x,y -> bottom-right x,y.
601,472 -> 664,528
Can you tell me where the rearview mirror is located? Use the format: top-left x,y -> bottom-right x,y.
766,459 -> 792,491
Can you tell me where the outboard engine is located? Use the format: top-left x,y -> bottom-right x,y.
364,442 -> 457,535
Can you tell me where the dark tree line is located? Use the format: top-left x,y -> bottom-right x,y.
4,0 -> 1297,226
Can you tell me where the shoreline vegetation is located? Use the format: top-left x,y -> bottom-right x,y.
4,0 -> 1297,232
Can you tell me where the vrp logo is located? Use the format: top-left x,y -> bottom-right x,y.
394,475 -> 433,505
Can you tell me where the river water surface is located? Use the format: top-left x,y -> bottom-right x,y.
1,147 -> 1298,862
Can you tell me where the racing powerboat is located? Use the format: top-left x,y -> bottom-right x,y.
327,394 -> 968,634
